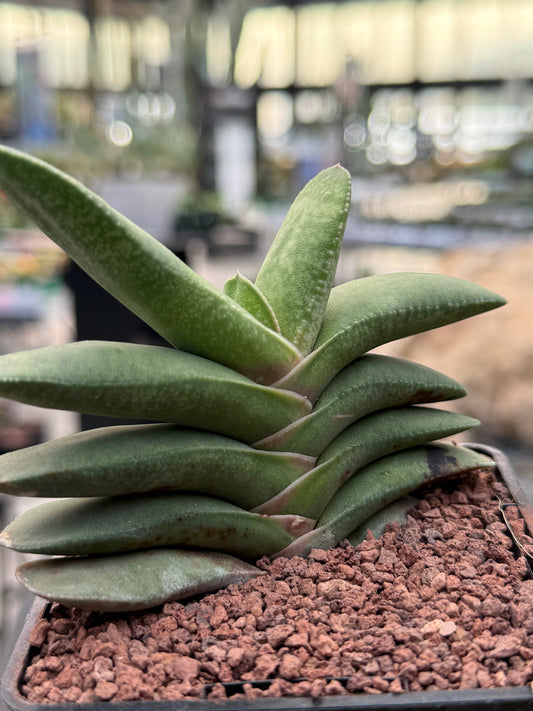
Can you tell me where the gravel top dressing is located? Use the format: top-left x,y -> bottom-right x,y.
21,469 -> 533,704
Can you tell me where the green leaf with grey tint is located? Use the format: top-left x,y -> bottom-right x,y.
0,341 -> 310,444
255,355 -> 466,456
276,273 -> 506,401
1,493 -> 315,559
255,165 -> 351,354
0,145 -> 300,384
16,549 -> 264,612
254,407 -> 478,518
224,272 -> 280,332
277,444 -> 495,558
0,424 -> 314,509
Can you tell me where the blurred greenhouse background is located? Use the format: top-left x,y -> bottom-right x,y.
1,0 -> 533,687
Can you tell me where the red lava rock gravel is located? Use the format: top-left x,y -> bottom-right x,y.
20,469 -> 533,703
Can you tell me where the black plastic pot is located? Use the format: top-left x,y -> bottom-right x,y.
2,444 -> 533,711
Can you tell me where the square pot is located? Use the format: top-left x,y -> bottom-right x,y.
2,444 -> 533,711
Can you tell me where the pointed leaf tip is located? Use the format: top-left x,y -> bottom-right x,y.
255,165 -> 352,354
224,272 -> 280,332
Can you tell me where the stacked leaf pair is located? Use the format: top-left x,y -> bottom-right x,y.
0,149 -> 504,610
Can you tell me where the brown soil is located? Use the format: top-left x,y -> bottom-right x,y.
21,469 -> 533,703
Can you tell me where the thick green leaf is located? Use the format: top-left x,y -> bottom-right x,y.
255,354 -> 466,456
1,493 -> 315,559
16,549 -> 264,612
254,407 -> 478,518
0,146 -> 300,384
276,272 -> 506,400
0,424 -> 313,508
0,341 -> 311,443
224,272 -> 280,332
276,444 -> 495,557
255,166 -> 351,353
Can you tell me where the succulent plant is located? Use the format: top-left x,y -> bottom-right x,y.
0,146 -> 504,611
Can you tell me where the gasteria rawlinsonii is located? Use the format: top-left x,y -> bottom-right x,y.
0,146 -> 504,611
